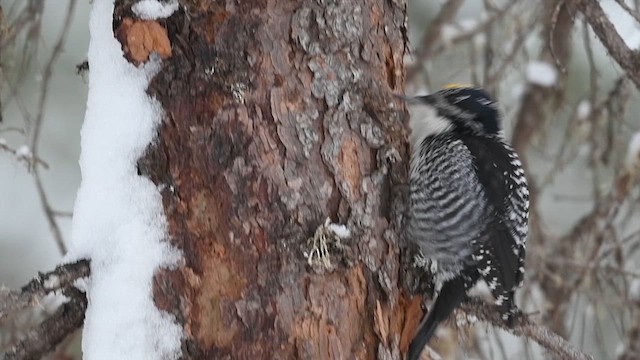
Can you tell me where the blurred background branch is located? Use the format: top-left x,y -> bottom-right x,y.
1,0 -> 88,357
461,298 -> 595,360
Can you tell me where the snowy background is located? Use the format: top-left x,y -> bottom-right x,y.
1,0 -> 90,287
2,0 -> 640,359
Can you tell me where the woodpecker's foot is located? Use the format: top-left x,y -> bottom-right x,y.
504,306 -> 523,328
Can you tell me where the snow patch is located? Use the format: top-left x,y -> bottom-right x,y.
441,19 -> 478,44
39,292 -> 70,314
440,24 -> 459,44
68,0 -> 182,359
15,145 -> 32,160
304,218 -> 349,269
510,83 -> 526,101
327,223 -> 351,239
630,278 -> 640,301
627,132 -> 640,168
74,277 -> 90,293
44,275 -> 61,289
576,100 -> 591,119
526,61 -> 557,87
132,0 -> 179,20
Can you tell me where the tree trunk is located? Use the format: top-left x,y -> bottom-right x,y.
127,0 -> 410,358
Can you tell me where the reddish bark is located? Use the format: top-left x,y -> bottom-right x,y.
127,0 -> 410,358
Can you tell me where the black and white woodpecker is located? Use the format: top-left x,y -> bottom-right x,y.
402,84 -> 529,360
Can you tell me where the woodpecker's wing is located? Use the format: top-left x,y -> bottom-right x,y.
459,135 -> 529,290
408,134 -> 491,275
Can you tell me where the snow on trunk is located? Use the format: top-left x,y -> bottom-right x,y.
68,0 -> 182,358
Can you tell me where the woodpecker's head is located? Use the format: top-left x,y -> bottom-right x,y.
403,84 -> 501,146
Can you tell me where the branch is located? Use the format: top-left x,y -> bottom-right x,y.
613,0 -> 640,28
406,0 -> 465,81
27,0 -> 78,159
570,0 -> 640,91
1,260 -> 89,359
2,288 -> 87,360
0,259 -> 89,322
406,0 -> 520,83
33,167 -> 68,255
461,298 -> 595,360
26,0 -> 79,255
616,306 -> 640,360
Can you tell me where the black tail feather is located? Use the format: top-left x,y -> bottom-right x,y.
407,277 -> 468,360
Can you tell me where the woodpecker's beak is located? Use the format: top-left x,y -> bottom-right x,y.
394,93 -> 434,105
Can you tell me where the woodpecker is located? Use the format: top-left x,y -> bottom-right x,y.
402,85 -> 529,360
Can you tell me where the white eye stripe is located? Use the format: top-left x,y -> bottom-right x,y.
454,95 -> 471,103
442,88 -> 466,96
477,97 -> 493,106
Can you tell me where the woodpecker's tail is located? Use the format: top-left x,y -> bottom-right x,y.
407,277 -> 467,360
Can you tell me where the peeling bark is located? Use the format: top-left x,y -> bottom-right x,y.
126,0 -> 409,358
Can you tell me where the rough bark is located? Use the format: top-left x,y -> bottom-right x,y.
126,0 -> 409,358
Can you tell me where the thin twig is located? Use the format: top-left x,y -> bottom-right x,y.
25,0 -> 78,255
0,142 -> 49,168
33,167 -> 67,254
570,0 -> 640,91
429,0 -> 520,58
613,0 -> 640,24
0,1 -> 44,54
484,13 -> 539,88
548,0 -> 568,73
27,0 -> 78,163
2,288 -> 87,360
406,0 -> 465,81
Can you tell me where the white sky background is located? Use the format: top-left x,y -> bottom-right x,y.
0,0 -> 90,287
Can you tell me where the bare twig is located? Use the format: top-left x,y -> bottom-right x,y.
406,0 -> 465,81
570,0 -> 640,91
51,210 -> 73,218
2,288 -> 86,360
484,13 -> 539,89
1,260 -> 89,359
0,141 -> 49,168
27,0 -> 78,163
33,167 -> 67,254
617,308 -> 640,360
23,0 -> 78,255
1,0 -> 77,256
429,1 -> 520,58
461,298 -> 596,360
613,0 -> 640,24
548,0 -> 568,73
0,260 -> 89,322
0,1 -> 44,55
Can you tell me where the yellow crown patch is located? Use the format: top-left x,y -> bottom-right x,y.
443,83 -> 473,89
